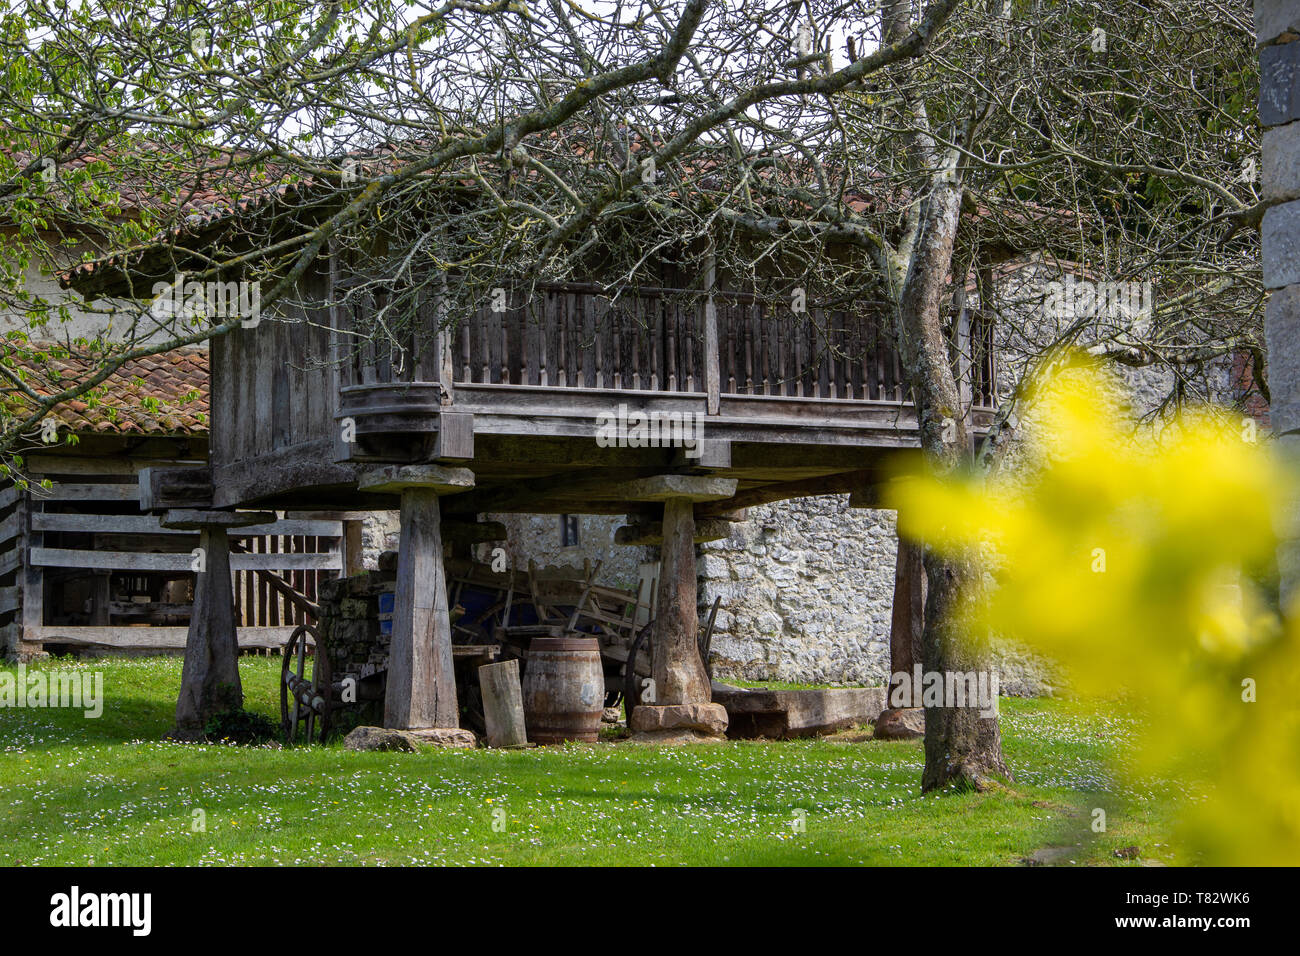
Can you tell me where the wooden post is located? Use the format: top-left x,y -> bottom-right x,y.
391,486 -> 456,727
358,464 -> 475,730
654,497 -> 710,705
606,475 -> 736,712
161,509 -> 274,739
478,659 -> 529,748
341,519 -> 364,578
20,494 -> 44,655
702,254 -> 721,415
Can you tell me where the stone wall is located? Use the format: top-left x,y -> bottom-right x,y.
698,496 -> 896,685
1260,0 -> 1300,603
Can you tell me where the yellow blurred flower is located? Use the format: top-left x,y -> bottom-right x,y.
888,358 -> 1300,864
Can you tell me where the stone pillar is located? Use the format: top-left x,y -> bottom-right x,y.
614,475 -> 736,739
161,508 -> 274,740
358,464 -> 475,730
1260,1 -> 1300,604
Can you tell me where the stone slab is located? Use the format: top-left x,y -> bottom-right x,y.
712,685 -> 887,739
1263,199 -> 1300,288
1261,40 -> 1300,127
343,725 -> 476,751
1257,0 -> 1300,45
629,702 -> 729,736
357,464 -> 476,496
1264,121 -> 1300,203
1266,285 -> 1300,432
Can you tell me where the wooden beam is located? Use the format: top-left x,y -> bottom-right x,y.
34,625 -> 299,650
29,547 -> 342,572
21,498 -> 42,647
702,254 -> 721,416
652,498 -> 710,705
697,470 -> 876,517
35,482 -> 141,501
387,485 -> 459,729
139,466 -> 213,511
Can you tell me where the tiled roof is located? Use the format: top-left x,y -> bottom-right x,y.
1,346 -> 209,437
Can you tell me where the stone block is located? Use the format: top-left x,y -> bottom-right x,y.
1262,199 -> 1300,288
1266,285 -> 1300,432
1264,122 -> 1300,203
628,702 -> 729,736
1262,41 -> 1300,128
873,707 -> 926,740
343,725 -> 476,751
1257,0 -> 1300,45
713,686 -> 887,739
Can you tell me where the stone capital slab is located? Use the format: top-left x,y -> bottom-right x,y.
615,474 -> 737,503
357,464 -> 476,496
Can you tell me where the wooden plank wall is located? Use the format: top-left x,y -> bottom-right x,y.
211,263 -> 337,473
2,455 -> 345,655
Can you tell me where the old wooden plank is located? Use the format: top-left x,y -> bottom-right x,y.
30,547 -> 342,572
702,255 -> 720,414
37,482 -> 141,501
39,625 -> 299,650
21,497 -> 42,645
386,486 -> 458,729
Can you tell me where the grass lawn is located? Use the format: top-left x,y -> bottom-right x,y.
0,656 -> 1183,866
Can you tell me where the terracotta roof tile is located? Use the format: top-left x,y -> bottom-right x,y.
2,346 -> 209,437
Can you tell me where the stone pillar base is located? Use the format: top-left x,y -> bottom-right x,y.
629,703 -> 728,738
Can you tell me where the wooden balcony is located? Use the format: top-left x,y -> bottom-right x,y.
337,282 -> 994,452
209,271 -> 996,512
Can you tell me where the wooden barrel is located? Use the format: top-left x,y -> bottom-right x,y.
522,636 -> 605,744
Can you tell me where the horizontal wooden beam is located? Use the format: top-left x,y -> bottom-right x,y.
139,466 -> 213,511
32,513 -> 344,538
32,625 -> 300,650
34,482 -> 140,501
29,547 -> 342,572
25,455 -> 204,477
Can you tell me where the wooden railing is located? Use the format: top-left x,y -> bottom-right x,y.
333,279 -> 996,410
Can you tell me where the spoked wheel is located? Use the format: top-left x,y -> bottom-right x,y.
281,624 -> 330,744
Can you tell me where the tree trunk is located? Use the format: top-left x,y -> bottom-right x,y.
896,176 -> 1011,791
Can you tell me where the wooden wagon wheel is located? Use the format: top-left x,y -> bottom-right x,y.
281,624 -> 328,744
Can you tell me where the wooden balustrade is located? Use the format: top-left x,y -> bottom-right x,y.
331,279 -> 997,411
